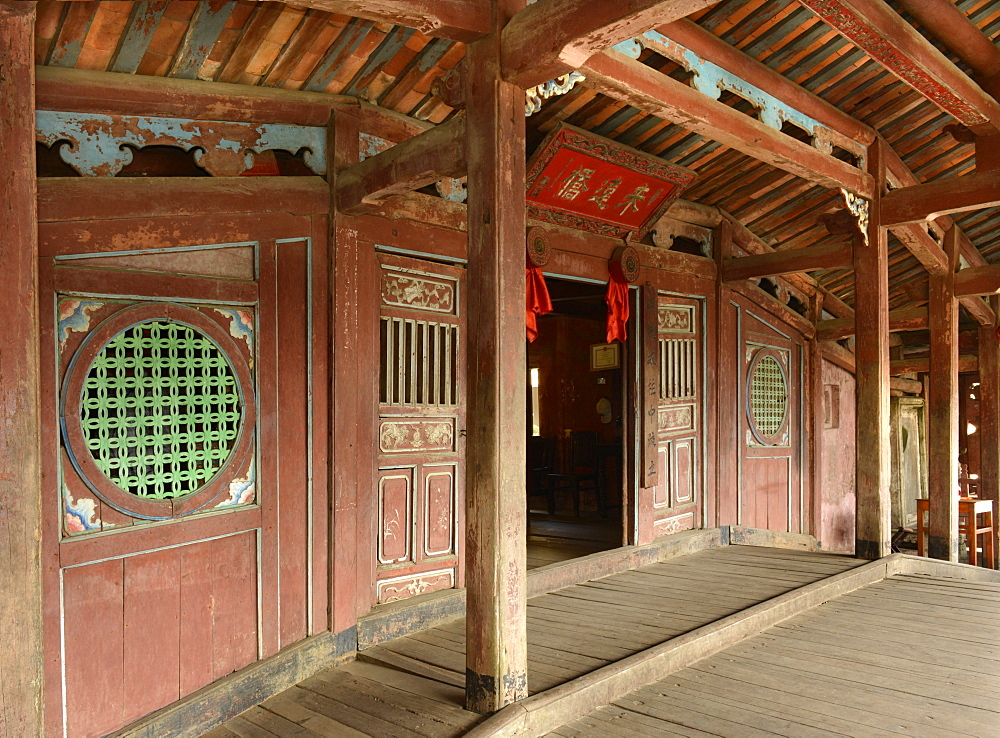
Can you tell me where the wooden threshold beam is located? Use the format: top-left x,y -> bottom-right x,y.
815,306 -> 928,342
798,0 -> 1000,135
336,115 -> 466,214
580,50 -> 874,198
501,0 -> 718,89
722,242 -> 852,283
881,170 -> 1000,226
273,0 -> 491,42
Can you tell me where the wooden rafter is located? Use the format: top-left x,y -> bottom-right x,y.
335,114 -> 467,214
880,170 -> 1000,227
954,264 -> 1000,298
721,242 -> 852,283
580,50 -> 875,198
891,355 -> 978,375
273,0 -> 491,42
501,0 -> 718,89
798,0 -> 1000,134
815,307 -> 928,342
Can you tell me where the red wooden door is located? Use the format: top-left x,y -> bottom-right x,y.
737,298 -> 804,532
637,293 -> 705,542
40,231 -> 325,737
374,252 -> 466,604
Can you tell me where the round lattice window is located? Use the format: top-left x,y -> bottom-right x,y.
747,350 -> 788,444
80,321 -> 241,499
62,303 -> 256,519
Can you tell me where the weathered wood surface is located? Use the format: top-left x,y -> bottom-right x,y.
501,0 -> 719,88
814,306 -> 927,342
891,354 -> 978,375
853,139 -> 891,560
272,0 -> 491,42
209,546 -> 861,737
928,228 -> 961,561
552,572 -> 1000,737
0,3 -> 43,735
463,2 -> 529,713
954,263 -> 1000,298
979,303 -> 1000,569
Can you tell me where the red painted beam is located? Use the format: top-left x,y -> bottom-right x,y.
721,242 -> 853,283
954,264 -> 1000,298
580,50 -> 875,198
895,0 -> 1000,80
815,306 -> 928,342
880,169 -> 1000,226
799,0 -> 1000,134
501,0 -> 718,89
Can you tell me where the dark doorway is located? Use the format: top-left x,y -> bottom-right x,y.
525,277 -> 625,568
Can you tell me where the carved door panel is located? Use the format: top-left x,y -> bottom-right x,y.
40,233 -> 325,737
375,252 -> 466,604
738,301 -> 804,533
642,294 -> 704,540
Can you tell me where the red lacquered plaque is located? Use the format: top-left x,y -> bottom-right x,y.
526,123 -> 696,240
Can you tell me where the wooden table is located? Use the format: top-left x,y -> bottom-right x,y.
916,497 -> 995,568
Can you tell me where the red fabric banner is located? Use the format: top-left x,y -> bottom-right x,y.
526,267 -> 553,342
605,274 -> 630,343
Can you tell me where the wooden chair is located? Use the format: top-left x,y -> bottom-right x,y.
547,431 -> 599,517
526,436 -> 557,514
916,497 -> 995,568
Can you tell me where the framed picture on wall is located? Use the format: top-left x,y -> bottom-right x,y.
590,342 -> 620,371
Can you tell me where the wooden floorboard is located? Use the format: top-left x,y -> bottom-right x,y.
211,546 -> 864,737
554,573 -> 1000,737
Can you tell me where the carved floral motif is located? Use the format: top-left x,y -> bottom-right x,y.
658,306 -> 693,334
377,569 -> 454,603
58,299 -> 104,349
658,405 -> 694,432
382,272 -> 455,313
654,512 -> 694,536
64,486 -> 102,535
379,420 -> 454,453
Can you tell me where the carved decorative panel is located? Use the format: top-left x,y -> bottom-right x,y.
658,404 -> 695,434
658,305 -> 694,334
423,467 -> 455,557
652,446 -> 670,509
379,419 -> 455,454
377,569 -> 454,604
377,470 -> 413,565
654,512 -> 695,536
381,268 -> 457,314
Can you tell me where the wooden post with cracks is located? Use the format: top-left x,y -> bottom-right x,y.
0,2 -> 44,733
977,296 -> 1000,568
463,0 -> 529,714
853,138 -> 892,560
927,227 -> 961,561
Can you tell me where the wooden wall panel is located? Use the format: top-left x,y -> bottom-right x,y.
209,533 -> 259,681
123,549 -> 182,722
424,466 -> 456,557
378,469 -> 414,565
63,560 -> 125,738
179,540 -> 220,698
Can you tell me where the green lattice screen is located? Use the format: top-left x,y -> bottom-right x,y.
80,321 -> 241,498
749,355 -> 787,437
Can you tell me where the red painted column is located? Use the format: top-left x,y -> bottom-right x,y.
0,2 -> 44,732
463,0 -> 529,714
977,298 -> 1000,568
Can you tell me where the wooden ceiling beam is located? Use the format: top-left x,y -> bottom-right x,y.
880,170 -> 1000,227
894,0 -> 1000,80
501,0 -> 718,89
891,355 -> 978,375
336,114 -> 466,214
273,1 -> 491,42
722,242 -> 853,283
798,0 -> 1000,135
580,50 -> 875,198
954,263 -> 1000,298
815,307 -> 928,342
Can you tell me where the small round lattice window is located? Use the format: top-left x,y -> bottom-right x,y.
748,352 -> 788,441
80,321 -> 241,499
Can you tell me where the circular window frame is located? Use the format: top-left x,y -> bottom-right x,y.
745,348 -> 789,446
60,302 -> 256,520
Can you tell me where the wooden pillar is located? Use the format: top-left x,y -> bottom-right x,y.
463,0 -> 529,714
927,227 -> 960,561
853,139 -> 892,559
978,297 -> 1000,568
0,2 -> 43,732
808,293 -> 825,541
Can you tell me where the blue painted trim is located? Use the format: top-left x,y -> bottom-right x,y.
110,1 -> 169,74
342,26 -> 417,97
304,18 -> 375,92
170,1 -> 236,80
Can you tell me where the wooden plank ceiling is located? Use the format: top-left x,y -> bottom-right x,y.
33,0 -> 1000,313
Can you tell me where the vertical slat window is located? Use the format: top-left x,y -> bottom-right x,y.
659,337 -> 697,401
380,316 -> 459,406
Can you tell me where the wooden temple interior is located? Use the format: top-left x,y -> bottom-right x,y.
4,1 -> 1000,736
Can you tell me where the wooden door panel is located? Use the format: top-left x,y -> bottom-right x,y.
375,252 -> 465,605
